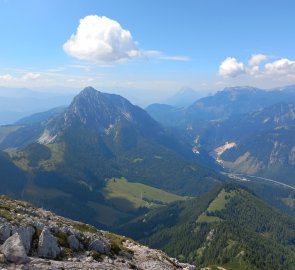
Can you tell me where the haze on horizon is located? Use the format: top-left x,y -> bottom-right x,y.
0,0 -> 295,104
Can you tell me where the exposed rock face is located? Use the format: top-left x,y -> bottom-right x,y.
0,196 -> 195,270
38,227 -> 61,259
89,237 -> 110,254
12,226 -> 35,254
0,233 -> 30,264
67,235 -> 80,251
0,225 -> 11,243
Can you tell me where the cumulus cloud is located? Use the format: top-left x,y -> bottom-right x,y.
248,54 -> 268,66
63,15 -> 142,63
265,58 -> 295,74
63,15 -> 190,64
218,57 -> 245,78
219,54 -> 295,83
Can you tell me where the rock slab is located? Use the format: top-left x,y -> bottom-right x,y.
0,233 -> 30,264
37,227 -> 61,259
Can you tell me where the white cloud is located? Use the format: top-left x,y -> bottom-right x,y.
0,74 -> 14,81
63,15 -> 142,63
218,54 -> 295,87
63,15 -> 190,64
160,56 -> 191,61
21,72 -> 41,80
218,57 -> 245,78
265,58 -> 295,75
248,54 -> 268,66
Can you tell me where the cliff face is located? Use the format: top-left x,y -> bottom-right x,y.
0,195 -> 195,270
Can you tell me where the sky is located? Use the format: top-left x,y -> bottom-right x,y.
0,0 -> 295,102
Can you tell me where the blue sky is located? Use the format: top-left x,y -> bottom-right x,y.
0,0 -> 295,101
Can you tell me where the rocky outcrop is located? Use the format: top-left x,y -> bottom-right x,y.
0,224 -> 11,243
67,235 -> 80,251
0,195 -> 195,269
12,226 -> 35,254
89,237 -> 110,254
38,227 -> 61,259
0,233 -> 29,264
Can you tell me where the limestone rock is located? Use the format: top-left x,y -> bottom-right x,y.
37,227 -> 60,259
67,235 -> 80,251
12,226 -> 35,254
0,224 -> 11,243
89,237 -> 110,254
0,233 -> 30,264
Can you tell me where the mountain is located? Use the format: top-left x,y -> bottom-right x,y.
0,195 -> 195,269
145,104 -> 186,127
0,87 -> 74,125
200,102 -> 295,185
148,85 -> 295,128
165,87 -> 206,107
15,106 -> 66,125
186,85 -> 295,120
118,184 -> 295,270
0,87 -> 224,229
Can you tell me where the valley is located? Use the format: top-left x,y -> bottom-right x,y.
1,86 -> 295,269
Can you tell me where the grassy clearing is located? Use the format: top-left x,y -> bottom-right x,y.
197,189 -> 236,223
103,177 -> 187,212
39,142 -> 65,170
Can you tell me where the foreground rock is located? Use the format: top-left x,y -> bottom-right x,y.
38,227 -> 61,259
0,233 -> 29,264
0,195 -> 195,269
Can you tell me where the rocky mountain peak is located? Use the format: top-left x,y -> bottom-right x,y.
38,87 -> 162,144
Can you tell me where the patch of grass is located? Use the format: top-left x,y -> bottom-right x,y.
105,232 -> 133,255
90,251 -> 105,262
55,231 -> 69,247
197,189 -> 236,223
103,177 -> 187,212
207,189 -> 236,212
39,143 -> 65,170
72,222 -> 97,234
0,209 -> 14,222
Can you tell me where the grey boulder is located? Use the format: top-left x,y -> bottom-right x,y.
12,226 -> 35,254
0,233 -> 30,264
37,227 -> 61,259
89,237 -> 110,254
67,235 -> 80,251
0,225 -> 11,243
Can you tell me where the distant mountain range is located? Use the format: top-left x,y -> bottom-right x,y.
147,85 -> 295,186
0,87 -> 74,124
164,87 -> 207,107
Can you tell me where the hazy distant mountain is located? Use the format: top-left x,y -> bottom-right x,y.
0,87 -> 74,124
165,87 -> 206,107
119,184 -> 295,270
145,103 -> 185,126
15,106 -> 66,125
186,85 -> 295,120
148,85 -> 295,127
